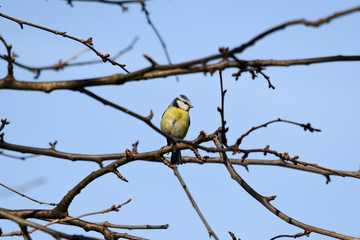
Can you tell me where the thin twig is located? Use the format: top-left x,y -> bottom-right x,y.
0,182 -> 56,206
0,36 -> 139,79
0,13 -> 129,73
95,222 -> 169,230
217,69 -> 228,147
271,230 -> 311,240
172,166 -> 219,240
0,118 -> 10,132
228,6 -> 360,56
141,2 -> 179,81
0,36 -> 14,77
235,118 -> 321,148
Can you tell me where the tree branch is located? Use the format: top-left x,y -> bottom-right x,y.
2,140 -> 360,182
213,135 -> 360,240
0,209 -> 99,240
172,166 -> 219,240
0,36 -> 139,79
1,55 -> 360,92
0,182 -> 56,206
0,13 -> 129,73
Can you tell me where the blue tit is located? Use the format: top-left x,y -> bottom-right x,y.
160,94 -> 193,165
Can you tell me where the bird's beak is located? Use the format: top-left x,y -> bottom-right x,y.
189,104 -> 194,108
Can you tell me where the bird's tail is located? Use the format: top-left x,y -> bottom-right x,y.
171,150 -> 183,165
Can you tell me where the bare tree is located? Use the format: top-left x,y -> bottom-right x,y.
1,1 -> 360,240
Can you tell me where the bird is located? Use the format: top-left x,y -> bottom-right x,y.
160,94 -> 193,165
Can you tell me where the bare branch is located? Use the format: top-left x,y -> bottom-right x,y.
0,209 -> 99,240
0,118 -> 10,132
140,2 -> 179,81
172,166 -> 219,240
0,13 -> 129,73
1,55 -> 360,92
0,36 -> 14,78
0,182 -> 56,206
227,6 -> 360,56
234,118 -> 321,148
0,36 -> 139,79
213,135 -> 360,240
271,230 -> 311,240
2,139 -> 359,182
95,222 -> 169,230
65,0 -> 145,8
217,69 -> 229,147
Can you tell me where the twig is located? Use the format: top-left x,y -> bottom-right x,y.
52,48 -> 90,70
271,230 -> 311,240
0,36 -> 139,79
228,6 -> 360,56
0,13 -> 129,73
234,118 -> 321,149
95,222 -> 169,230
0,150 -> 37,160
65,0 -> 145,8
0,182 -> 56,206
112,169 -> 129,182
228,231 -> 240,240
141,2 -> 179,81
0,36 -> 14,77
0,118 -> 10,132
217,69 -> 229,147
172,166 -> 219,240
256,67 -> 275,89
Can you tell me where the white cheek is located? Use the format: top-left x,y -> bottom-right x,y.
177,100 -> 187,110
177,100 -> 188,110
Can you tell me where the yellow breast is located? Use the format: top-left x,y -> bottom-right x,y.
160,106 -> 190,139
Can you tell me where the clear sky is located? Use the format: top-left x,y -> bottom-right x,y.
1,1 -> 360,240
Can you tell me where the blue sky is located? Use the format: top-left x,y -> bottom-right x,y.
1,1 -> 360,239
